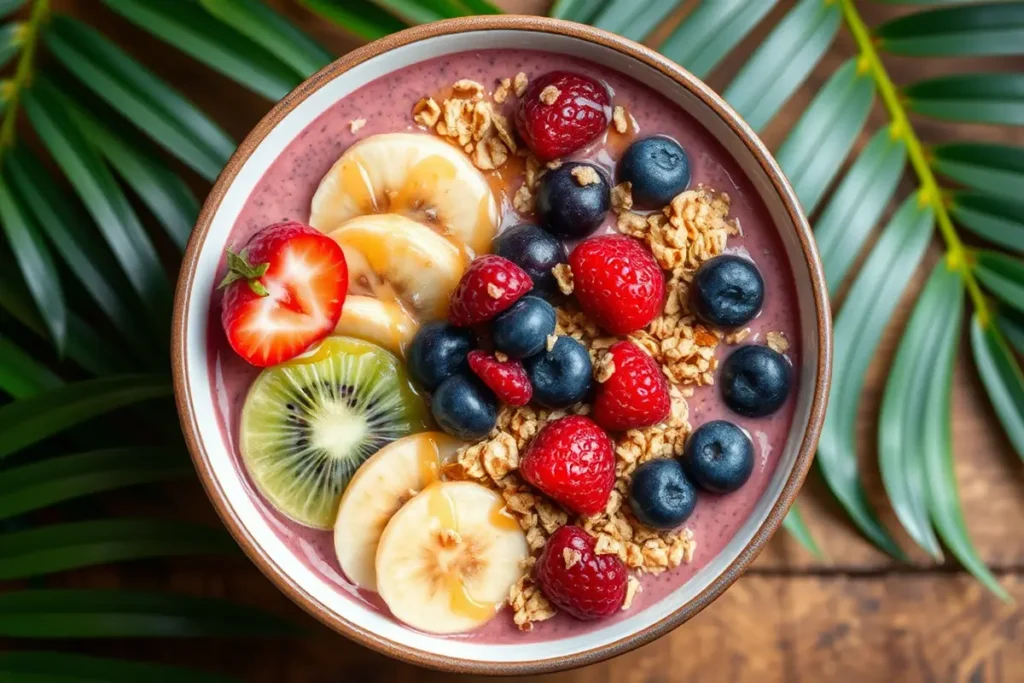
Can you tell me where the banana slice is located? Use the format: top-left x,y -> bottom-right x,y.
334,432 -> 462,591
333,295 -> 418,358
375,481 -> 528,634
310,133 -> 499,256
329,214 -> 465,321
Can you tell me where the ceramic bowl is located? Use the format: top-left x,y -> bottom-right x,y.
172,15 -> 831,676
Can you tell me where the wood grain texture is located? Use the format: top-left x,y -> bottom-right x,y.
24,1 -> 1024,681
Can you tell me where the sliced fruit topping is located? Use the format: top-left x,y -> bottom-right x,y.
333,295 -> 418,358
535,163 -> 610,240
522,335 -> 592,409
628,459 -> 697,530
310,133 -> 499,256
431,374 -> 497,441
534,525 -> 627,620
618,136 -> 691,208
407,321 -> 473,392
220,221 -> 348,367
239,336 -> 430,529
515,71 -> 610,162
569,234 -> 664,335
689,254 -> 765,329
682,420 -> 754,494
375,481 -> 529,634
329,213 -> 464,321
334,431 -> 463,591
491,295 -> 556,359
448,255 -> 532,327
520,416 -> 614,516
468,350 -> 532,407
720,344 -> 791,418
492,224 -> 568,301
592,340 -> 671,432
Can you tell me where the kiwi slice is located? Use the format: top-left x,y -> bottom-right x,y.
240,336 -> 431,529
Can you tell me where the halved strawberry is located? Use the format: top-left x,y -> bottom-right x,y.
219,221 -> 347,367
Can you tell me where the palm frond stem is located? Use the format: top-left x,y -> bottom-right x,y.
0,0 -> 46,153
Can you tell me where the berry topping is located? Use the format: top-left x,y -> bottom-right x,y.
448,255 -> 532,327
618,136 -> 691,208
492,224 -> 569,300
431,374 -> 498,441
406,321 -> 474,391
569,235 -> 665,335
515,71 -> 610,162
720,345 -> 791,417
534,525 -> 627,620
683,420 -> 755,493
468,350 -> 533,407
592,341 -> 671,431
520,416 -> 615,516
690,254 -> 765,328
219,221 -> 347,367
628,459 -> 697,530
492,295 -> 557,359
522,335 -> 592,409
535,163 -> 611,240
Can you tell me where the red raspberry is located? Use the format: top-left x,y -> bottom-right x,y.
534,525 -> 627,620
520,416 -> 615,516
593,341 -> 671,431
448,255 -> 532,327
468,350 -> 533,407
515,71 -> 610,162
569,235 -> 664,335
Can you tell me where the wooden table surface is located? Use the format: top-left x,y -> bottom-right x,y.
45,1 -> 1024,681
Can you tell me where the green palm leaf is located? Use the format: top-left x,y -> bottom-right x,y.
931,143 -> 1024,202
950,192 -> 1024,252
101,0 -> 301,101
0,651 -> 240,683
22,82 -> 172,329
782,504 -> 823,557
0,590 -> 301,637
0,375 -> 171,460
972,314 -> 1024,461
371,0 -> 480,22
591,0 -> 677,42
0,447 -> 189,520
0,21 -> 20,69
878,261 -> 959,560
814,127 -> 907,293
996,308 -> 1024,354
0,0 -> 24,20
198,0 -> 332,78
549,0 -> 602,22
876,2 -> 1024,57
723,0 -> 842,131
933,315 -> 1011,600
0,173 -> 66,353
45,15 -> 234,182
973,249 -> 1024,313
0,519 -> 235,580
904,73 -> 1024,126
0,333 -> 61,398
660,0 -> 779,80
818,194 -> 936,558
776,58 -> 875,214
297,0 -> 406,41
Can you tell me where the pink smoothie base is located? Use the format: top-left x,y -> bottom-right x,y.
206,49 -> 800,643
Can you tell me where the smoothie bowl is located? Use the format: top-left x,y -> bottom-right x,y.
172,16 -> 830,675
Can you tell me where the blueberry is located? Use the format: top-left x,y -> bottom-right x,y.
406,321 -> 473,391
690,254 -> 765,328
618,136 -> 691,208
492,295 -> 556,358
720,345 -> 791,417
492,224 -> 569,300
628,459 -> 697,529
535,163 -> 610,240
683,420 -> 754,493
523,335 -> 592,408
431,374 -> 497,440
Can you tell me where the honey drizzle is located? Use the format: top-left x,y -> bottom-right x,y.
424,483 -> 501,622
416,435 -> 442,486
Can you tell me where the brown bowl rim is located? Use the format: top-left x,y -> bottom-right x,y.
172,14 -> 832,676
